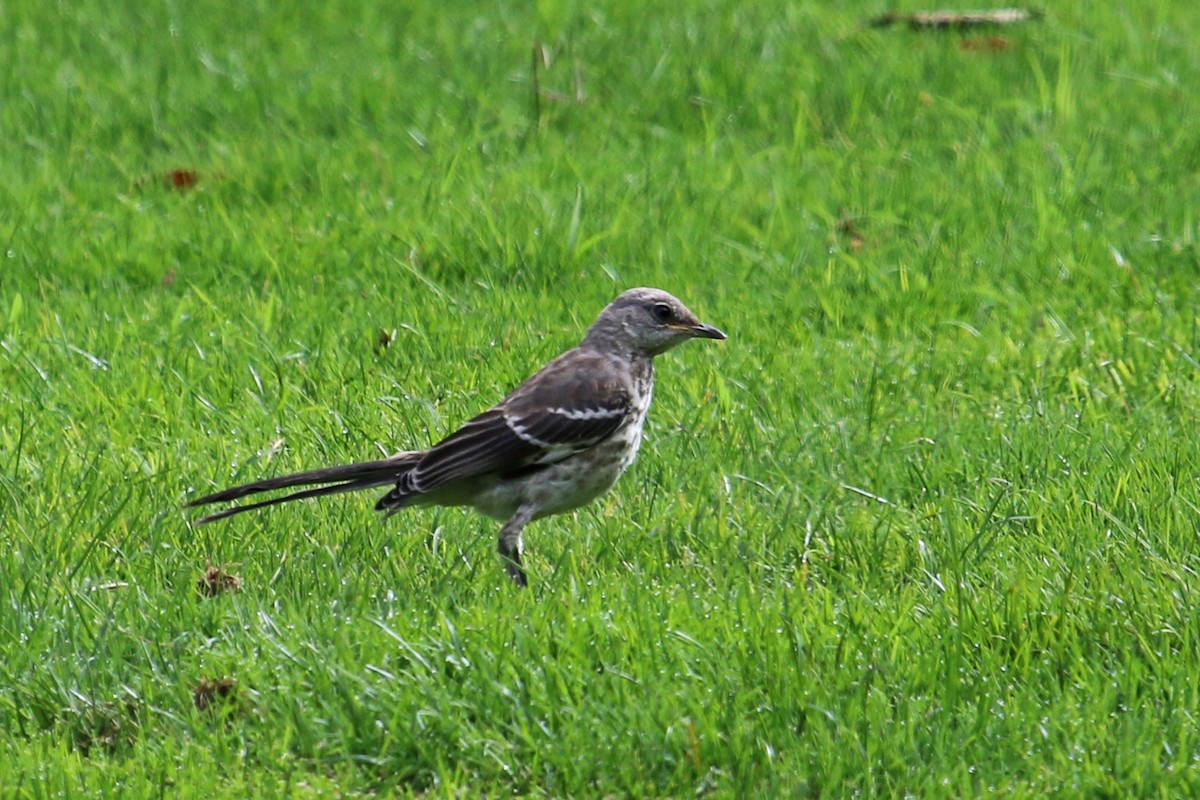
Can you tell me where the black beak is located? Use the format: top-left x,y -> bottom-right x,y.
690,322 -> 727,340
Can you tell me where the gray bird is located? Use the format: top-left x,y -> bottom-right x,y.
186,287 -> 726,586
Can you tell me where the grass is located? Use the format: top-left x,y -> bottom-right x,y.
3,0 -> 1200,795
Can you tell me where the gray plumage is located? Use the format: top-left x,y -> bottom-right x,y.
186,287 -> 726,586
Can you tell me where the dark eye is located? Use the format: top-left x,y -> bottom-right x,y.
651,302 -> 673,322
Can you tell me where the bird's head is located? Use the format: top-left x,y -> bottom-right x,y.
584,288 -> 727,357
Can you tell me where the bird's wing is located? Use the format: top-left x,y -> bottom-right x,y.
395,349 -> 634,496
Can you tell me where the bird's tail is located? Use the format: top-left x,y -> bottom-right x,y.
185,451 -> 423,524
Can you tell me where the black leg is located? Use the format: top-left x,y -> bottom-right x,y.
498,506 -> 533,588
499,542 -> 528,588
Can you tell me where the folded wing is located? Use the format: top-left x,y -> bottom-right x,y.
376,350 -> 632,510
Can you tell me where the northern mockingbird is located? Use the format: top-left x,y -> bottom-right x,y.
187,287 -> 726,586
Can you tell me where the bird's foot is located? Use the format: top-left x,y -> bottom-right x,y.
498,512 -> 531,588
505,558 -> 528,588
498,542 -> 528,588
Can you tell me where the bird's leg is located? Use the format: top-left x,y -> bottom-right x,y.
498,505 -> 535,588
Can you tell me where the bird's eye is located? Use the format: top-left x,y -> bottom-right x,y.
651,302 -> 673,322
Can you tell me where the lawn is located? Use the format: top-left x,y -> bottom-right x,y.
3,0 -> 1200,796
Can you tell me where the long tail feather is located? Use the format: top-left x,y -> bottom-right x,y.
186,452 -> 422,523
192,475 -> 398,524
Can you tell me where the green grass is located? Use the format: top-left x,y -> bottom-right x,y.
4,0 -> 1200,795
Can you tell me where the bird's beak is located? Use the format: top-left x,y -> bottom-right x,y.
688,322 -> 727,340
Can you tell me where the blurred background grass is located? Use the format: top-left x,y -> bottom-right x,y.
3,1 -> 1200,796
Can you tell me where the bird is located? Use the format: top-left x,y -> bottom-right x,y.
186,287 -> 726,586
